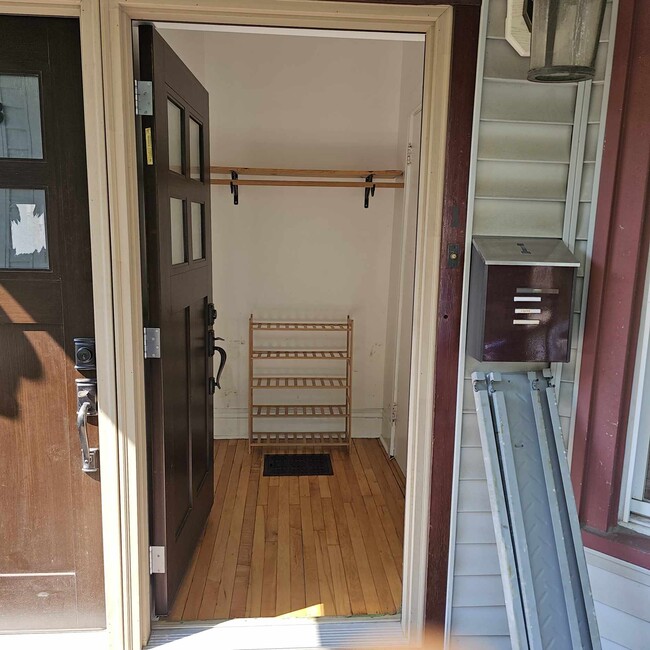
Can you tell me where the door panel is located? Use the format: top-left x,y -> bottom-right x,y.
138,25 -> 214,615
0,16 -> 104,631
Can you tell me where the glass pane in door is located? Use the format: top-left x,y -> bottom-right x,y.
0,188 -> 48,269
189,118 -> 201,181
170,197 -> 186,265
191,202 -> 204,260
0,74 -> 43,159
168,100 -> 183,174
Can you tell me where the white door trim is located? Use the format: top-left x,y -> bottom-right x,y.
101,2 -> 453,648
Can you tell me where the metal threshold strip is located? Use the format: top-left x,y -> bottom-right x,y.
471,370 -> 601,650
147,616 -> 405,649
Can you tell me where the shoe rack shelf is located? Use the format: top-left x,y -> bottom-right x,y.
248,316 -> 353,450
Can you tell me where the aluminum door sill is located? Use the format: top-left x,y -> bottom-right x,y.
147,615 -> 405,649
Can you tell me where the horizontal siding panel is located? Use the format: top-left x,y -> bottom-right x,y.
451,606 -> 510,636
460,413 -> 481,448
581,162 -> 596,201
589,84 -> 604,123
575,240 -> 588,277
458,479 -> 491,513
476,161 -> 569,200
459,448 -> 487,481
481,80 -> 576,124
601,640 -> 630,650
594,42 -> 608,81
454,543 -> 502,576
595,601 -> 650,650
453,576 -> 506,607
450,636 -> 512,650
585,122 -> 600,163
456,513 -> 496,545
558,380 -> 574,418
478,121 -> 573,163
576,202 -> 592,239
486,0 -> 506,39
473,198 -> 565,238
483,38 -> 533,80
589,564 -> 650,622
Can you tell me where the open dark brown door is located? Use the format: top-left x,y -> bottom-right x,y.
137,25 -> 218,615
0,16 -> 105,630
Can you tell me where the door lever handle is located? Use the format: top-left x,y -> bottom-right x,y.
209,346 -> 227,394
76,379 -> 99,473
207,331 -> 224,357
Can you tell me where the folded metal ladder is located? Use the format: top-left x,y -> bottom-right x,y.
471,370 -> 601,650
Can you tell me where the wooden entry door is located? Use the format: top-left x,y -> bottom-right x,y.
0,16 -> 105,631
137,25 -> 217,616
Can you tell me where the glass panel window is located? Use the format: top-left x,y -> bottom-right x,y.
170,197 -> 186,265
191,202 -> 204,261
189,118 -> 202,181
0,188 -> 48,269
168,100 -> 183,175
0,74 -> 43,159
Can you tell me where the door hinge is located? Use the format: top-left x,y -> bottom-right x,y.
144,327 -> 161,359
390,402 -> 398,424
149,546 -> 166,574
135,80 -> 153,116
406,143 -> 414,166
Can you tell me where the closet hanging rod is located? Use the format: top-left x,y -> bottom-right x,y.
210,179 -> 404,188
210,166 -> 403,179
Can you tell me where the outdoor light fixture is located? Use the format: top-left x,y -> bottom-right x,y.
527,0 -> 607,82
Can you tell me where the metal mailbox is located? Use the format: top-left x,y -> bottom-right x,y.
468,236 -> 580,362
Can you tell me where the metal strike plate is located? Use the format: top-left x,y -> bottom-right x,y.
149,546 -> 166,574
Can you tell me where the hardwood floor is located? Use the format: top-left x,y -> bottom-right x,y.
168,439 -> 406,621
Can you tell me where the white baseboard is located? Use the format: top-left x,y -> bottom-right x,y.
213,407 -> 383,439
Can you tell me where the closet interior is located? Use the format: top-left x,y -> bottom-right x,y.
156,22 -> 425,622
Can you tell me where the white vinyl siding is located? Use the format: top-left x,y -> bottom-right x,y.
448,0 -> 615,647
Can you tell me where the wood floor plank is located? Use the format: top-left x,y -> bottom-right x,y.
246,505 -> 265,617
213,448 -> 252,618
197,440 -> 246,620
314,530 -> 336,616
229,452 -> 261,618
289,504 -> 306,613
276,479 -> 291,615
321,497 -> 338,546
261,485 -> 279,616
172,439 -> 404,621
328,544 -> 352,616
343,502 -> 381,615
328,474 -> 366,615
300,495 -> 320,609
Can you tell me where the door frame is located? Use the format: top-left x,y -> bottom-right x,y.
102,2 -> 452,646
0,1 -> 124,648
0,1 -> 479,649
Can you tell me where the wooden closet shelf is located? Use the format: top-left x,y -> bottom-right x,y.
252,405 -> 348,418
211,179 -> 404,188
252,376 -> 348,389
211,166 -> 403,179
252,321 -> 350,331
252,350 -> 349,360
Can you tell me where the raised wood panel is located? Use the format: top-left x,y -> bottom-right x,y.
0,326 -> 75,571
473,198 -> 565,238
0,282 -> 62,325
0,575 -> 77,630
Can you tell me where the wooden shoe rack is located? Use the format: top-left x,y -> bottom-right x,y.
248,316 -> 353,450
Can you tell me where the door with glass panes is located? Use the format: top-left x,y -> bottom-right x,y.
0,15 -> 105,630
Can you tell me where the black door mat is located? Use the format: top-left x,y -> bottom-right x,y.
263,453 -> 333,477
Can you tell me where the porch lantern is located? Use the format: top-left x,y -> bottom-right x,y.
528,0 -> 607,82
